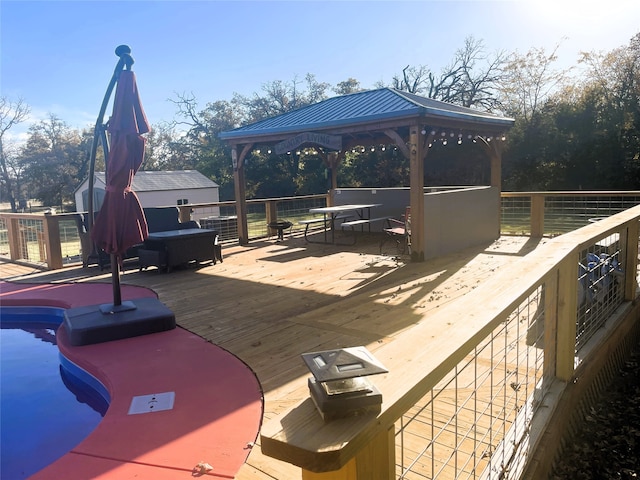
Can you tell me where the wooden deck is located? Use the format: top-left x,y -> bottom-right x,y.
0,231 -> 546,479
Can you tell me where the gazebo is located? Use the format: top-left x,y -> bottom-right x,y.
220,88 -> 514,261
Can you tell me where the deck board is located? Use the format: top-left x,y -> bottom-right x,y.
0,233 -> 546,479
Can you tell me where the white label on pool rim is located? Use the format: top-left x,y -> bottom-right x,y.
128,392 -> 175,415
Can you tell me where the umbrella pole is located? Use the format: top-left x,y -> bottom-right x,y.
112,254 -> 122,306
100,254 -> 135,314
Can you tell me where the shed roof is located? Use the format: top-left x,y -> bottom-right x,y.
79,170 -> 218,193
220,88 -> 514,142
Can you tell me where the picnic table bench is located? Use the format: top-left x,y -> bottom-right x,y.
340,217 -> 390,244
299,214 -> 351,242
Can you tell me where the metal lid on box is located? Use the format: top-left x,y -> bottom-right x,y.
301,346 -> 388,383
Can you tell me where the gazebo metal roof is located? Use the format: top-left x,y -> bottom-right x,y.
219,88 -> 513,141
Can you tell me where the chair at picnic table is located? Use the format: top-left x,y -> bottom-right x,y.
381,206 -> 411,255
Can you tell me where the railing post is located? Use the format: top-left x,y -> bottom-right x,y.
301,426 -> 395,480
621,220 -> 639,301
266,200 -> 278,236
43,213 -> 63,269
531,194 -> 545,237
543,273 -> 559,379
555,255 -> 579,381
6,217 -> 21,261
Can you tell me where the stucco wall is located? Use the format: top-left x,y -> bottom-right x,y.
333,186 -> 500,258
423,186 -> 499,259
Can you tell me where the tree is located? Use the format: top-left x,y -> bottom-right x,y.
333,78 -> 363,95
168,94 -> 245,199
499,42 -> 570,123
0,96 -> 30,211
500,43 -> 574,190
576,32 -> 640,188
20,115 -> 85,208
392,36 -> 506,110
234,74 -> 331,122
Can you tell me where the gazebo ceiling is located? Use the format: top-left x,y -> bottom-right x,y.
219,88 -> 515,146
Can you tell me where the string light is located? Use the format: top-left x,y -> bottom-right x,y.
267,149 -> 272,154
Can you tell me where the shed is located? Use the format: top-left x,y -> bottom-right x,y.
220,87 -> 515,261
75,170 -> 220,221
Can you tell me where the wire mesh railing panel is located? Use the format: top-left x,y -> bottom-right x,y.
396,286 -> 547,480
17,218 -> 46,265
544,195 -> 640,236
247,202 -> 268,239
501,196 -> 531,235
58,218 -> 83,264
576,232 -> 625,351
277,196 -> 327,234
196,205 -> 239,242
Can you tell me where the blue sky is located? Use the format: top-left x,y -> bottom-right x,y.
2,0 -> 639,138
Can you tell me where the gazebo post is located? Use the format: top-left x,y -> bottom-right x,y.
409,125 -> 426,262
478,137 -> 504,239
326,151 -> 342,207
232,144 -> 252,245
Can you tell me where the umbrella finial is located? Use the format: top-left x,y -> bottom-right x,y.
115,44 -> 134,69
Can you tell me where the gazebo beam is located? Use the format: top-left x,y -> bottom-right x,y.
383,129 -> 410,158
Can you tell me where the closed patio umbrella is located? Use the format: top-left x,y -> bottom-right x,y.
90,45 -> 150,312
64,45 -> 174,346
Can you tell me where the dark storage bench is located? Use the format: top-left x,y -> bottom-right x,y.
137,208 -> 223,272
139,228 -> 222,273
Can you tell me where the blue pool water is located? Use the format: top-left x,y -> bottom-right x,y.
0,306 -> 110,479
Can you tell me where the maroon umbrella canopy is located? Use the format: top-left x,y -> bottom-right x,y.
91,70 -> 150,259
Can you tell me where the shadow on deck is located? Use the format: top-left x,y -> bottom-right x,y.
0,233 -> 545,479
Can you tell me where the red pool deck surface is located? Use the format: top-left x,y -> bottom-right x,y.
0,281 -> 263,479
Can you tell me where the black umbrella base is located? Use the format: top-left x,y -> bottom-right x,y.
64,297 -> 176,346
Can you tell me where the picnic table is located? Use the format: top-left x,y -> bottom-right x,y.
301,204 -> 383,244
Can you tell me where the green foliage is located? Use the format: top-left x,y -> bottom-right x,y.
19,115 -> 85,207
503,33 -> 640,191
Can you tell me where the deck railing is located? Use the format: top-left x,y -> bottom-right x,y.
0,212 -> 83,269
0,195 -> 329,269
2,191 -> 638,271
501,191 -> 640,236
260,205 -> 640,479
